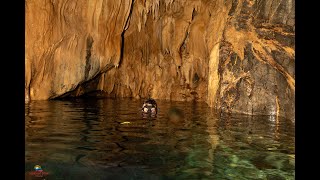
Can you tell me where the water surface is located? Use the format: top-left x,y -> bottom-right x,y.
25,98 -> 294,179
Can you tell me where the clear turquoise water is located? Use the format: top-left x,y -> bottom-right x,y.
25,98 -> 294,179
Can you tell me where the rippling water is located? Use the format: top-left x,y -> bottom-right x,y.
25,98 -> 294,179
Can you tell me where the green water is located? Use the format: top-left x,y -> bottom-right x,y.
25,98 -> 294,179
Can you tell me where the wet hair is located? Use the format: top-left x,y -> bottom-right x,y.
144,98 -> 157,105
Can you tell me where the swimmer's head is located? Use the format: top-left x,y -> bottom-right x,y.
142,98 -> 157,115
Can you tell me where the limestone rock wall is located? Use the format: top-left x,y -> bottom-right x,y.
25,0 -> 295,119
25,0 -> 132,100
216,0 -> 295,119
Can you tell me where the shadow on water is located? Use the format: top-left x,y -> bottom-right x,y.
25,98 -> 294,179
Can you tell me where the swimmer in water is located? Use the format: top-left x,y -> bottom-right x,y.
141,98 -> 157,116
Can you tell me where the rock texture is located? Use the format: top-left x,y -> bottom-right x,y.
25,0 -> 295,119
216,0 -> 295,119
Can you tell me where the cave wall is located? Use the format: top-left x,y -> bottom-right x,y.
25,0 -> 295,119
25,0 -> 133,101
216,0 -> 295,119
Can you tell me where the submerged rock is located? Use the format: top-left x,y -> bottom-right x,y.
167,107 -> 184,124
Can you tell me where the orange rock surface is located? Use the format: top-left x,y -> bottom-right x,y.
25,0 -> 294,118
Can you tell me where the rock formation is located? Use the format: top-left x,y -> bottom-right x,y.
25,0 -> 295,119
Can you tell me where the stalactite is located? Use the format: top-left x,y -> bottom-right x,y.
26,0 -> 295,119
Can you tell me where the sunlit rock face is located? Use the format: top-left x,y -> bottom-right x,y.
216,0 -> 295,119
25,0 -> 294,119
25,0 -> 133,100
